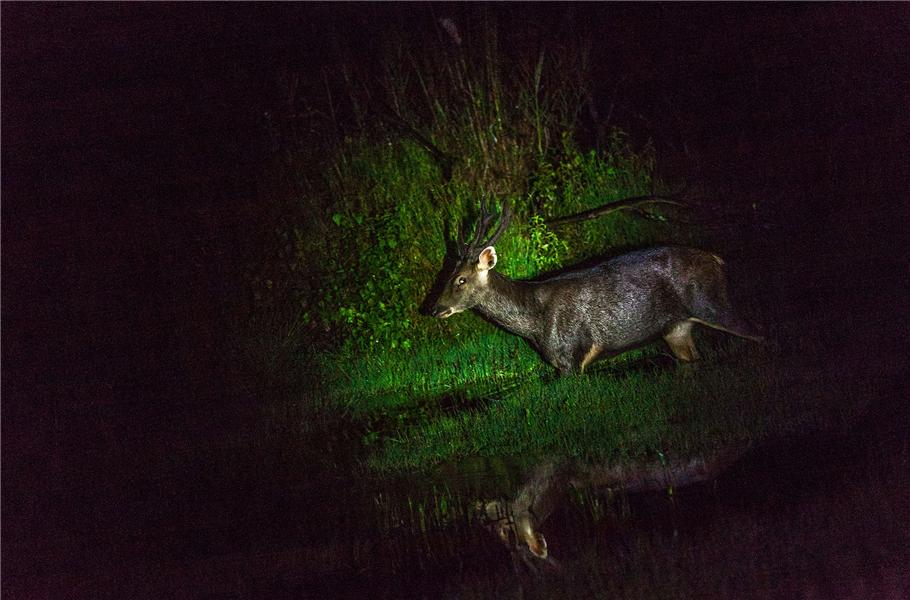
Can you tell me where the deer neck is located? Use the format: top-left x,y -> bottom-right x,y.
473,272 -> 542,341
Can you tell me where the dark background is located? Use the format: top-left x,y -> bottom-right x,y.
3,3 -> 908,596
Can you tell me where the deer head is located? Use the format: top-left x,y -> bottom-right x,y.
430,200 -> 511,318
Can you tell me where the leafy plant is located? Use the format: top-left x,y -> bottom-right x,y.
247,13 -> 681,370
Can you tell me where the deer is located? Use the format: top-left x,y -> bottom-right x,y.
428,201 -> 762,375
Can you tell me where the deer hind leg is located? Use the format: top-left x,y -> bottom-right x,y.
664,321 -> 700,362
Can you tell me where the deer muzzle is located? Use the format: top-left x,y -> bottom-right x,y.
431,305 -> 456,319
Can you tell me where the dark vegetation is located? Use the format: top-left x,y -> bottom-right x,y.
3,4 -> 908,598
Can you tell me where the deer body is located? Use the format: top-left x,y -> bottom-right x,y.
430,205 -> 760,374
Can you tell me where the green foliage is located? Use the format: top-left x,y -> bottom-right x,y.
321,142 -> 440,351
249,15 -> 666,356
306,134 -> 667,354
251,16 -> 688,375
531,132 -> 686,261
526,214 -> 568,273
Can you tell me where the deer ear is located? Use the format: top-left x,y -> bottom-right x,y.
477,246 -> 497,271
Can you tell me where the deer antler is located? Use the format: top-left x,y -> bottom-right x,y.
461,200 -> 511,259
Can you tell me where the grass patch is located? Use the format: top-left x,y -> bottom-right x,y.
318,323 -> 863,475
314,326 -> 840,473
323,323 -> 543,414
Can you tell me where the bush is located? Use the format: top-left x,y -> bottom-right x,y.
249,13 -> 679,360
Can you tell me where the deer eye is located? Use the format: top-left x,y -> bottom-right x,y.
456,277 -> 467,286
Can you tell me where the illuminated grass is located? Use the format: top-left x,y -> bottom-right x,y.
316,325 -> 866,475
322,321 -> 654,417
321,325 -> 545,415
366,349 -> 763,472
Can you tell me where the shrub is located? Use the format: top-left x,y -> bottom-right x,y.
249,12 -> 679,359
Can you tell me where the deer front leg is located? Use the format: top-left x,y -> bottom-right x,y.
545,333 -> 596,376
541,343 -> 578,376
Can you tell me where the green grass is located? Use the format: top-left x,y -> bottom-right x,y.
317,323 -> 864,475
322,322 -> 543,413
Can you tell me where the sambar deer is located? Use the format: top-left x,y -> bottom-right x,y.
429,201 -> 761,374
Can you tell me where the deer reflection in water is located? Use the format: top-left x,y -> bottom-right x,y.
478,448 -> 746,573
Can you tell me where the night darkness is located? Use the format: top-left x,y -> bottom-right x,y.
3,4 -> 909,598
